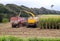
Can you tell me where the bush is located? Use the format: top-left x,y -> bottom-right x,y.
2,18 -> 9,23
0,14 -> 3,23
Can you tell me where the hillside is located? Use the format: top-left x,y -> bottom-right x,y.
0,4 -> 60,15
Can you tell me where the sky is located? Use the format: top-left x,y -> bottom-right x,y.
0,0 -> 60,11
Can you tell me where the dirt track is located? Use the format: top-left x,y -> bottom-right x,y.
0,23 -> 60,38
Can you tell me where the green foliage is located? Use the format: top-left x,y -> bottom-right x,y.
0,36 -> 60,41
0,14 -> 3,22
0,36 -> 24,41
28,38 -> 39,41
2,18 -> 9,23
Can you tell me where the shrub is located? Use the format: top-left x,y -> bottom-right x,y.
2,18 -> 9,23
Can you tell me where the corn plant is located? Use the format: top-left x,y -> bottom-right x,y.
39,15 -> 60,29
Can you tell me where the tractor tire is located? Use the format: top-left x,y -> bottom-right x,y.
27,23 -> 37,28
17,24 -> 20,28
33,23 -> 37,28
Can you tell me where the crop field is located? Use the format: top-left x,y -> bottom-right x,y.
39,15 -> 60,29
0,15 -> 60,38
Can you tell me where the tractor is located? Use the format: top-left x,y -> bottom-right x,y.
10,10 -> 39,28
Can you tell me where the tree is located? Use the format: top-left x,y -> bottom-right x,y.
0,15 -> 3,23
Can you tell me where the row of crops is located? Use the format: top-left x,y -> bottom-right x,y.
0,36 -> 60,41
38,15 -> 60,29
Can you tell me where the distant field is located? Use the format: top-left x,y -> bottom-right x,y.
39,15 -> 60,18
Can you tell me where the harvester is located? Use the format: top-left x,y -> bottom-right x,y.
10,10 -> 39,28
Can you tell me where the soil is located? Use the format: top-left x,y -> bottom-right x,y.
0,23 -> 60,38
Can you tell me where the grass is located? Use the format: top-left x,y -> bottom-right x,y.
0,36 -> 60,41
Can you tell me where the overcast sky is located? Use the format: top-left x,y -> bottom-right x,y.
0,0 -> 60,11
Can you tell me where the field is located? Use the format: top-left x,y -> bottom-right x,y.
0,15 -> 60,38
39,15 -> 60,29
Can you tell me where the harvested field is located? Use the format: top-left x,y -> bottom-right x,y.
0,23 -> 60,38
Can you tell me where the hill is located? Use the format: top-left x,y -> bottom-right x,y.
0,4 -> 60,15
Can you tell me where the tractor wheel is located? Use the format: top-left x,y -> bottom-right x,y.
26,23 -> 37,28
17,23 -> 20,28
33,23 -> 37,28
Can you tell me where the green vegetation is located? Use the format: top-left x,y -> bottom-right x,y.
2,18 -> 9,23
0,14 -> 9,23
39,15 -> 60,29
0,36 -> 60,41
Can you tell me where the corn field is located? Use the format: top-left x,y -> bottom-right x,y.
39,15 -> 60,29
